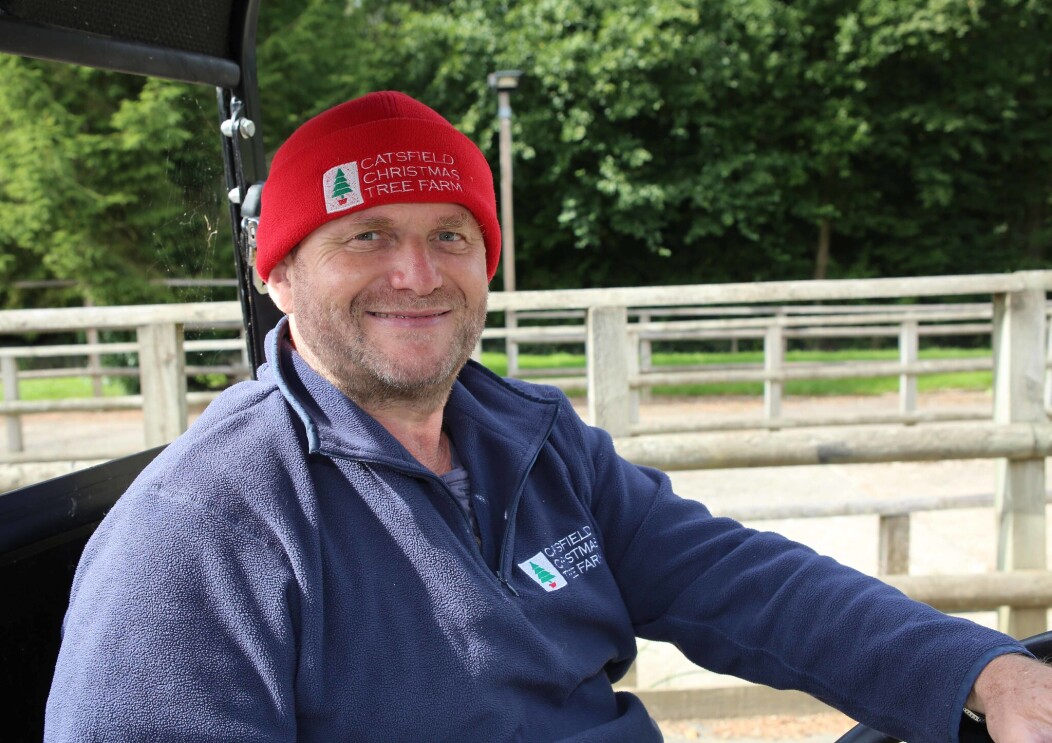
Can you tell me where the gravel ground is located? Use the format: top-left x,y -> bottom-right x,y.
659,713 -> 856,742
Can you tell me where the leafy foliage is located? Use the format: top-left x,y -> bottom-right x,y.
256,0 -> 1052,289
0,58 -> 227,309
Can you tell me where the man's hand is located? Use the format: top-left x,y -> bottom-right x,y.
969,653 -> 1052,742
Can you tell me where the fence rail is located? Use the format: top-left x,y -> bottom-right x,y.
0,304 -> 1021,433
485,295 -> 1051,435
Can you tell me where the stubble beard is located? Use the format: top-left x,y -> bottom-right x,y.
292,283 -> 487,414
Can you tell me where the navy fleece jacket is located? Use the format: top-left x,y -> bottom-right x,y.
46,319 -> 1024,742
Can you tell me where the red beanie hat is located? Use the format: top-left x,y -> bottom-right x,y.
256,91 -> 501,282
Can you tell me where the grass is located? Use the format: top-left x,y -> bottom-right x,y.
481,347 -> 993,397
18,376 -> 127,401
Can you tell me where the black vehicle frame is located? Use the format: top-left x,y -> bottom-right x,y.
0,2 -> 278,738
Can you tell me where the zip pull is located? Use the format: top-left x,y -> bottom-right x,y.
498,573 -> 519,597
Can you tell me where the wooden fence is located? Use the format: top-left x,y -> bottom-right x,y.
0,301 -> 1028,454
0,302 -> 244,452
3,299 -> 1033,449
1,270 -> 1051,658
492,302 -> 1005,433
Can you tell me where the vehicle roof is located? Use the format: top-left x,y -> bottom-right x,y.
0,0 -> 254,86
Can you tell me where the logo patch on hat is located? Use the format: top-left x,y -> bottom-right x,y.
323,162 -> 364,213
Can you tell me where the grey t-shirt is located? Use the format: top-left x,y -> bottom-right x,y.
440,437 -> 480,545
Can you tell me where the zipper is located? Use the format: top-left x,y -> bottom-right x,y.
431,476 -> 489,562
498,574 -> 519,597
495,409 -> 560,590
434,473 -> 522,594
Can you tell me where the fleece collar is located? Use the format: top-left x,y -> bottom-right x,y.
259,317 -> 561,482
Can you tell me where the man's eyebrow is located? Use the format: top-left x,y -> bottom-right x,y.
343,216 -> 395,231
436,213 -> 469,230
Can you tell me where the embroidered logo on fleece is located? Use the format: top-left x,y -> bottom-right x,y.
517,526 -> 604,592
323,161 -> 364,213
517,553 -> 568,592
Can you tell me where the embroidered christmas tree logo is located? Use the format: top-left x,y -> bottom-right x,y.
322,161 -> 364,213
330,168 -> 355,204
517,552 -> 567,592
530,562 -> 558,588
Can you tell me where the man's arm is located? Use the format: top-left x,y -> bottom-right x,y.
969,654 -> 1052,742
564,411 -> 1031,742
45,485 -> 298,742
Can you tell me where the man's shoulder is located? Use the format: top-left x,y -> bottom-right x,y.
195,375 -> 287,423
106,377 -> 312,548
139,378 -> 303,490
189,377 -> 295,444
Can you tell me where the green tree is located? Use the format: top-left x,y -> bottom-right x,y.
0,57 -> 229,309
832,0 -> 1052,277
331,169 -> 354,199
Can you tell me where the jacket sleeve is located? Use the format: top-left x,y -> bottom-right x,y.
45,485 -> 299,742
569,414 -> 1025,743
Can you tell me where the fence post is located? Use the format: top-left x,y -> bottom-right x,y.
637,311 -> 653,404
626,329 -> 641,424
764,323 -> 784,425
2,356 -> 23,453
992,285 -> 1048,638
587,306 -> 630,437
86,325 -> 104,397
138,322 -> 188,448
84,297 -> 103,397
878,514 -> 911,575
637,311 -> 653,372
899,320 -> 918,418
506,311 -> 520,378
1045,319 -> 1052,413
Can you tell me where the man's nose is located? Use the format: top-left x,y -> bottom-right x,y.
388,238 -> 442,295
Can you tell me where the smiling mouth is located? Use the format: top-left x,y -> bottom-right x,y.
369,310 -> 450,320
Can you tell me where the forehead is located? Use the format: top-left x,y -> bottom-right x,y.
321,202 -> 480,234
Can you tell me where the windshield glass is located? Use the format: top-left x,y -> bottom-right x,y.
0,56 -> 239,488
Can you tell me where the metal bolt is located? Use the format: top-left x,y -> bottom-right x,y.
221,117 -> 256,139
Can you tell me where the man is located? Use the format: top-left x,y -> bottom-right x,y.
46,91 -> 1052,742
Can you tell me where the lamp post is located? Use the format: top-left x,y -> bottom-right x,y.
487,69 -> 523,374
487,70 -> 522,293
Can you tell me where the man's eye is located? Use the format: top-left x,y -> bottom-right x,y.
435,231 -> 462,242
352,231 -> 380,241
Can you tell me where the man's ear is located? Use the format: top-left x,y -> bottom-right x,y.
266,259 -> 294,315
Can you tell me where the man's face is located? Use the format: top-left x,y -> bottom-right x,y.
267,202 -> 489,410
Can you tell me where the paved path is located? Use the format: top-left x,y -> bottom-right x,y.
659,713 -> 856,742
